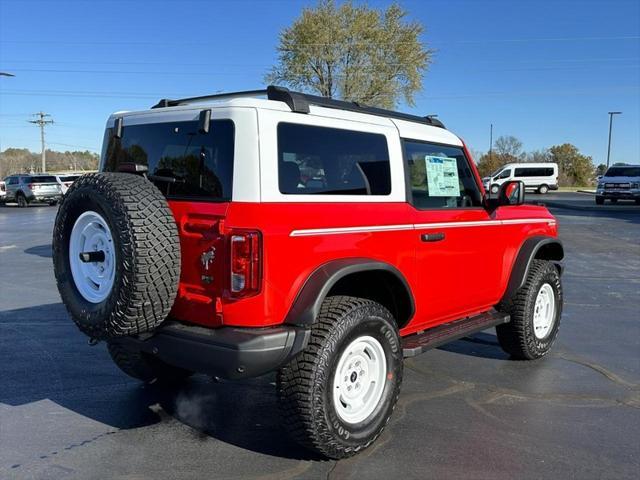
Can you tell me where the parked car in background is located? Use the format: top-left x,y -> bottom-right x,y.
0,180 -> 6,203
56,173 -> 83,194
596,165 -> 640,205
483,162 -> 559,194
3,174 -> 63,207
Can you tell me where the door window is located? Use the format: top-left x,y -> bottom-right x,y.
403,139 -> 482,209
497,169 -> 511,179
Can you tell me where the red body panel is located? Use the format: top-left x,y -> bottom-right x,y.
167,199 -> 557,338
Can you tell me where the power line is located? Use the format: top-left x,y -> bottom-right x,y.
28,112 -> 54,172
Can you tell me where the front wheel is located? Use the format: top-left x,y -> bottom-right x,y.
277,296 -> 403,459
538,184 -> 549,194
595,196 -> 604,205
490,184 -> 500,194
496,260 -> 562,360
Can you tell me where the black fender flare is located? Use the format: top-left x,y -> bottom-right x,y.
284,258 -> 415,327
501,236 -> 564,304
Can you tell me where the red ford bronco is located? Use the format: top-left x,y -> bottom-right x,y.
52,86 -> 563,459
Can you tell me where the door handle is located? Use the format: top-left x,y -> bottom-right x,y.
420,232 -> 445,242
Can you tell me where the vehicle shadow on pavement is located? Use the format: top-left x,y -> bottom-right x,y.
437,332 -> 510,360
24,244 -> 52,258
0,302 -> 320,460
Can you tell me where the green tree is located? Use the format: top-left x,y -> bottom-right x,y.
475,135 -> 525,177
595,163 -> 607,176
494,135 -> 524,159
266,0 -> 431,109
548,143 -> 594,186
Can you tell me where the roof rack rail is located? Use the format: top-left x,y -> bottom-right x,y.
151,89 -> 267,109
151,85 -> 445,128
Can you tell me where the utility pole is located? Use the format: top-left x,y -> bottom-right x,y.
489,123 -> 493,163
606,111 -> 622,168
28,112 -> 54,173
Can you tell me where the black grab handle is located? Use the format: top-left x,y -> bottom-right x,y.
420,232 -> 445,242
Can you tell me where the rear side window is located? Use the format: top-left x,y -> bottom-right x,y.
403,139 -> 482,209
277,123 -> 391,195
28,176 -> 57,183
514,167 -> 554,177
104,120 -> 235,201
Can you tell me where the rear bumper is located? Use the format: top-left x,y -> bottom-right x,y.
113,321 -> 310,380
27,194 -> 62,202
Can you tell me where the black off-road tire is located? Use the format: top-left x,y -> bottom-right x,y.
496,260 -> 563,360
277,296 -> 403,459
107,342 -> 192,384
52,173 -> 181,340
595,196 -> 604,205
17,193 -> 28,207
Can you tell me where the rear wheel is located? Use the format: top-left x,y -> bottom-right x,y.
107,342 -> 192,384
635,199 -> 640,205
277,296 -> 403,459
595,196 -> 604,205
16,193 -> 28,208
497,260 -> 562,360
610,198 -> 618,204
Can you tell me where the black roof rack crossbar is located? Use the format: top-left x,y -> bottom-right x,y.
151,85 -> 444,128
266,86 -> 445,128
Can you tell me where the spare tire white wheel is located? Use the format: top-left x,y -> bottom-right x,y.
52,172 -> 181,340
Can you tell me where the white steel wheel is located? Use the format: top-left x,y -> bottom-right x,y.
533,283 -> 556,339
69,211 -> 116,303
332,335 -> 387,424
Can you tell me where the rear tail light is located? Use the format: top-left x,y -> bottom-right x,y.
229,230 -> 261,298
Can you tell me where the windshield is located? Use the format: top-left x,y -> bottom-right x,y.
489,167 -> 504,178
103,119 -> 235,201
604,167 -> 640,177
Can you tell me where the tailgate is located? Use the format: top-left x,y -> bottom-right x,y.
168,201 -> 229,328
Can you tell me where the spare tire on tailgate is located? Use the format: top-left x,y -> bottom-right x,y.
52,172 -> 181,340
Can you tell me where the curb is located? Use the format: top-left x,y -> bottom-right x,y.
533,200 -> 640,213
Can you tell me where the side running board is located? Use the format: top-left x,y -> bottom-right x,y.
402,309 -> 509,357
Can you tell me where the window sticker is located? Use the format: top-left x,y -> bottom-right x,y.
424,156 -> 460,197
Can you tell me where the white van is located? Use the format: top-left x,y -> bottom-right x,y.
483,163 -> 559,194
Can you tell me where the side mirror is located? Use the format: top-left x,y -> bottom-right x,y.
497,180 -> 525,206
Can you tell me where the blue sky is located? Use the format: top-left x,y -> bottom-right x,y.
0,0 -> 638,165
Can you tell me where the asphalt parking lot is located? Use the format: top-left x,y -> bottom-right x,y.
1,197 -> 639,480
